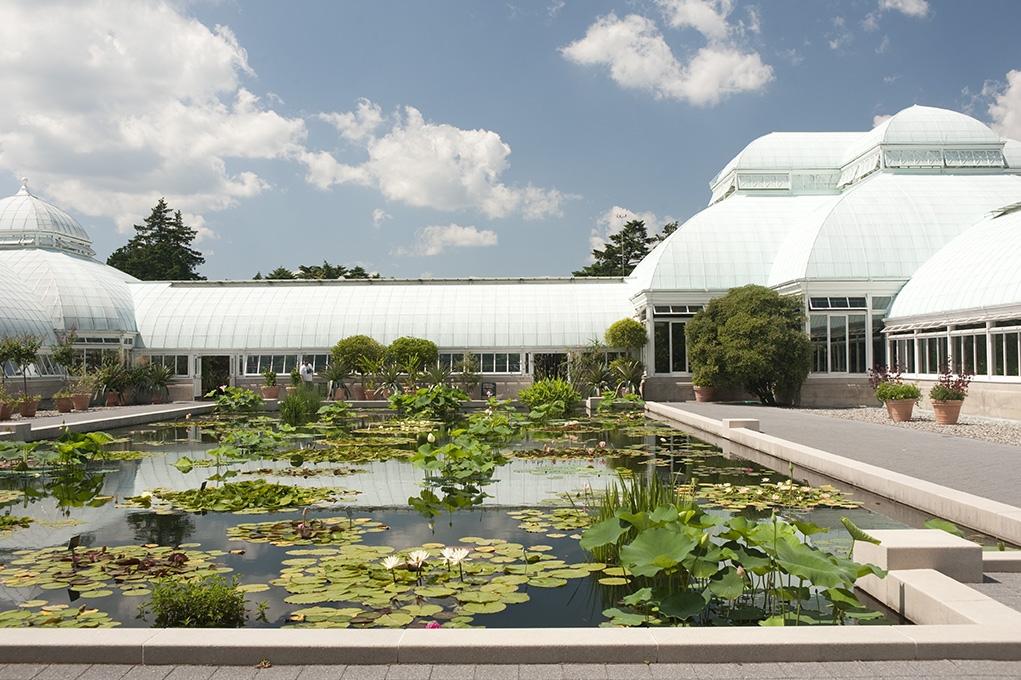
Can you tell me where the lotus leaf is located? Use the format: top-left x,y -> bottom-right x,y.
619,527 -> 696,577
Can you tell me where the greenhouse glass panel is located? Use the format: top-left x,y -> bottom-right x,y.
976,338 -> 988,376
810,315 -> 827,373
654,322 -> 670,374
481,354 -> 495,373
829,316 -> 847,372
508,353 -> 521,373
1007,333 -> 1019,376
994,335 -> 1006,376
671,322 -> 687,373
495,354 -> 508,372
849,315 -> 866,374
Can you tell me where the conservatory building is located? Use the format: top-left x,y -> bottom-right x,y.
2,104 -> 1021,417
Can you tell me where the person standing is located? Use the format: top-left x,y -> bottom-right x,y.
300,359 -> 314,384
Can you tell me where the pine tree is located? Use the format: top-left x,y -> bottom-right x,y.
573,220 -> 653,277
107,199 -> 205,280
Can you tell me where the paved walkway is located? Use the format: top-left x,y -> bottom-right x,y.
660,402 -> 1021,507
5,402 -> 1021,677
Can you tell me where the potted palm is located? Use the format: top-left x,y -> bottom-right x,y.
321,362 -> 350,400
260,367 -> 280,400
378,362 -> 402,400
929,366 -> 971,425
357,356 -> 382,401
148,364 -> 174,404
869,365 -> 920,422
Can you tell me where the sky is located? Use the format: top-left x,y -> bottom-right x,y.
2,0 -> 1021,281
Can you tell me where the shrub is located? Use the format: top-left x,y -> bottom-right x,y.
929,366 -> 971,402
330,335 -> 385,372
518,377 -> 581,419
280,384 -> 322,426
685,285 -> 811,406
604,318 -> 648,356
138,574 -> 264,628
610,358 -> 644,395
387,336 -> 438,369
874,381 -> 921,403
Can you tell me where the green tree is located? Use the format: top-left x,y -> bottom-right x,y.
387,337 -> 439,369
296,261 -> 346,279
107,199 -> 205,280
685,285 -> 811,406
263,267 -> 296,280
604,318 -> 648,358
573,220 -> 676,277
330,335 -> 386,372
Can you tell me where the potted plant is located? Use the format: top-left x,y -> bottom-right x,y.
260,367 -> 280,400
321,362 -> 350,400
0,386 -> 14,421
358,356 -> 382,401
10,334 -> 41,397
929,366 -> 971,425
610,357 -> 645,396
869,365 -> 920,422
287,366 -> 301,395
98,361 -> 129,406
378,362 -> 402,400
17,391 -> 41,417
70,370 -> 97,411
148,364 -> 175,404
691,365 -> 720,402
453,352 -> 481,399
53,387 -> 74,413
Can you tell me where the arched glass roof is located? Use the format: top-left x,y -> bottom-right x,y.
130,279 -> 635,351
0,250 -> 138,333
0,266 -> 58,343
768,173 -> 1021,286
713,132 -> 861,181
0,181 -> 95,257
840,105 -> 1002,167
886,206 -> 1021,323
627,194 -> 835,292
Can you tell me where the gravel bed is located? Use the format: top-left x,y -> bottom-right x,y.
799,406 -> 1021,447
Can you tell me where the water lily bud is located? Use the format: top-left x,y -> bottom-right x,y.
427,432 -> 436,443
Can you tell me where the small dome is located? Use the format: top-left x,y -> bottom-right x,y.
0,249 -> 138,333
0,180 -> 95,256
840,105 -> 1002,167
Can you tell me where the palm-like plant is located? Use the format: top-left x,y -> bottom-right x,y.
424,362 -> 452,388
611,358 -> 645,396
321,362 -> 351,399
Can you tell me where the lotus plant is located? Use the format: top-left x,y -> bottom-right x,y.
406,549 -> 431,584
440,547 -> 470,580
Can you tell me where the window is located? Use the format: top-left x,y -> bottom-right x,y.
437,352 -> 521,373
245,354 -> 298,375
305,355 -> 329,371
994,332 -> 1020,376
811,314 -> 866,373
653,321 -> 688,374
142,354 -> 189,376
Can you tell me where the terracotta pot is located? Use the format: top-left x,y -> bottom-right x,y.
55,396 -> 73,413
884,398 -> 915,422
932,399 -> 964,425
374,387 -> 389,400
260,385 -> 280,399
0,402 -> 13,420
333,387 -> 348,401
693,386 -> 716,403
18,400 -> 38,417
285,386 -> 297,396
151,394 -> 163,404
350,383 -> 366,401
71,394 -> 91,411
106,392 -> 120,407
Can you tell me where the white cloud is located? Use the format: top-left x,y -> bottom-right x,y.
879,0 -> 929,18
873,114 -> 893,128
561,12 -> 772,106
394,223 -> 499,256
987,70 -> 1021,141
304,104 -> 571,218
876,35 -> 890,53
319,98 -> 384,143
0,1 -> 308,234
777,48 -> 803,66
372,208 -> 392,229
655,0 -> 734,41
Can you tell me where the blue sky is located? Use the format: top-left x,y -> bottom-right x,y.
2,0 -> 1020,280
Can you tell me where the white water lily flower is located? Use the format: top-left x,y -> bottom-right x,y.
441,547 -> 470,567
408,549 -> 431,568
381,555 -> 402,571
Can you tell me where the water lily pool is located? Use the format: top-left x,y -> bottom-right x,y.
0,404 -> 908,629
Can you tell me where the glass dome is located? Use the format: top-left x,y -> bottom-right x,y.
0,249 -> 138,333
0,180 -> 95,257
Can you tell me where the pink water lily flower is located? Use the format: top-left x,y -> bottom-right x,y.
426,621 -> 442,629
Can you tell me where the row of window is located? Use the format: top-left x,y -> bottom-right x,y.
437,352 -> 523,374
244,354 -> 329,375
889,331 -> 1021,377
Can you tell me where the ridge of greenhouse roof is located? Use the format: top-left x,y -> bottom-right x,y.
142,276 -> 627,286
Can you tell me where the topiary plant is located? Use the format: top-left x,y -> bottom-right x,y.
604,318 -> 648,358
330,335 -> 385,372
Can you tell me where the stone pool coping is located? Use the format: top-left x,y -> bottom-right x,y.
3,402 -> 1021,664
645,402 -> 1021,548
